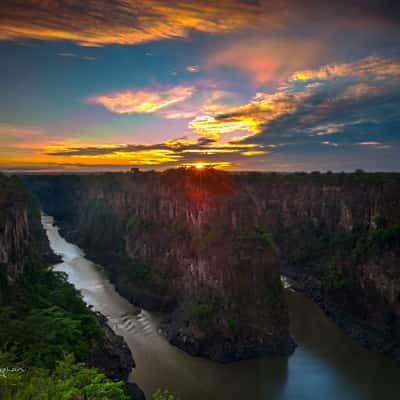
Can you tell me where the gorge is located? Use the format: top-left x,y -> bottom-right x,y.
2,169 -> 400,399
24,169 -> 400,363
42,208 -> 400,400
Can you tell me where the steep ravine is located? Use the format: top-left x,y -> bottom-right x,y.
24,170 -> 400,362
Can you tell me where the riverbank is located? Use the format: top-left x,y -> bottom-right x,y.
282,266 -> 400,363
90,313 -> 145,400
42,215 -> 146,400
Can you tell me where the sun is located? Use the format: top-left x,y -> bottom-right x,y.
194,162 -> 205,169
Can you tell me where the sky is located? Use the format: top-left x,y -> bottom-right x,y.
1,0 -> 400,172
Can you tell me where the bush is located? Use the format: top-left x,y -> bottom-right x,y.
0,354 -> 128,400
152,388 -> 177,400
227,319 -> 239,330
191,303 -> 216,328
321,258 -> 347,290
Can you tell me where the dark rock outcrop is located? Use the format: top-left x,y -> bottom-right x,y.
89,313 -> 145,400
0,175 -> 33,287
0,174 -> 59,294
89,313 -> 135,381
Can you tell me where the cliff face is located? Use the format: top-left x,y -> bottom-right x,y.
233,172 -> 400,359
24,171 -> 400,361
0,175 -> 33,291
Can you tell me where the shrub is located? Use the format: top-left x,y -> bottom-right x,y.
191,303 -> 216,328
152,388 -> 177,400
321,258 -> 347,290
227,319 -> 239,330
0,354 -> 128,400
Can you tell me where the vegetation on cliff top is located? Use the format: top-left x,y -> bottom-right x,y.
283,218 -> 400,290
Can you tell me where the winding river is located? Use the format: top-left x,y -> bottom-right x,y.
42,215 -> 400,400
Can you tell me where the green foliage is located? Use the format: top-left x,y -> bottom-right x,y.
0,306 -> 93,369
0,259 -> 101,369
256,229 -> 279,254
0,252 -> 126,399
1,174 -> 129,400
201,224 -> 230,247
191,302 -> 216,328
235,227 -> 279,254
128,262 -> 152,282
373,215 -> 387,230
351,225 -> 400,264
127,218 -> 158,235
321,258 -> 347,290
263,282 -> 284,306
78,200 -> 125,256
281,223 -> 330,269
227,318 -> 239,330
0,354 -> 128,400
152,388 -> 177,400
0,174 -> 30,203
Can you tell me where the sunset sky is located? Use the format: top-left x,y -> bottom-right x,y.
1,0 -> 400,172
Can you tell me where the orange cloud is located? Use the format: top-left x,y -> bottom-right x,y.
208,37 -> 323,83
0,0 -> 275,46
32,135 -> 271,171
291,56 -> 400,82
88,85 -> 194,114
241,150 -> 268,156
191,56 -> 400,140
1,1 -> 398,47
189,90 -> 310,138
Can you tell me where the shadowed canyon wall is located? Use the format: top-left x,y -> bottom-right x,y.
0,174 -> 50,295
24,170 -> 400,361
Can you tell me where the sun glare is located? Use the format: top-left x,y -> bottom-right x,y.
194,162 -> 205,169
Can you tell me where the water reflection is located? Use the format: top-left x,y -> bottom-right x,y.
42,215 -> 400,400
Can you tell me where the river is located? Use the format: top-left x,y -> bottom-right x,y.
42,215 -> 400,400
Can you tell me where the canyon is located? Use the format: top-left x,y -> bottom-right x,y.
24,169 -> 400,363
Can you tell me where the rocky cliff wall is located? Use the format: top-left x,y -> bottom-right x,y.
235,172 -> 400,360
0,175 -> 34,292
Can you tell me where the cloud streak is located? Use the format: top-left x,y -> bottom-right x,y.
291,56 -> 400,82
56,52 -> 96,61
1,1 -> 399,46
44,136 -> 269,168
88,85 -> 194,114
0,0 -> 270,46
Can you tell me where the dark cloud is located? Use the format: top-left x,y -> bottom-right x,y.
0,1 -> 399,46
45,137 -> 217,156
44,136 -> 271,169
